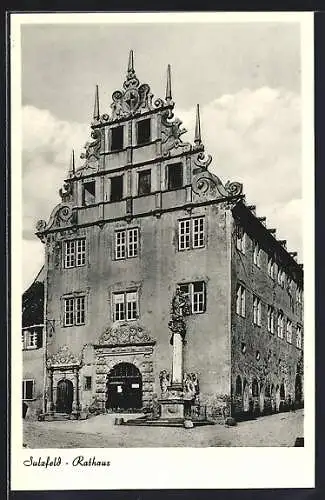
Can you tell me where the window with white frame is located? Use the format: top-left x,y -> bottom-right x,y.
22,379 -> 34,400
253,241 -> 261,267
21,328 -> 42,350
64,239 -> 86,268
178,217 -> 205,251
63,296 -> 86,326
253,295 -> 261,326
296,326 -> 302,349
235,225 -> 246,254
277,312 -> 284,339
267,257 -> 276,279
286,320 -> 293,344
115,228 -> 139,259
267,305 -> 275,333
113,291 -> 139,321
236,284 -> 246,317
179,282 -> 206,314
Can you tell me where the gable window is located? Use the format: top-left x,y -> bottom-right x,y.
111,125 -> 124,151
64,296 -> 86,327
84,376 -> 92,390
138,170 -> 151,196
64,238 -> 86,268
168,163 -> 183,190
277,312 -> 284,339
110,175 -> 124,202
253,241 -> 261,267
179,281 -> 206,314
253,295 -> 261,326
21,328 -> 42,350
22,380 -> 35,400
267,305 -> 275,333
115,228 -> 139,259
82,181 -> 96,206
178,217 -> 205,250
286,320 -> 293,344
137,118 -> 151,145
113,291 -> 139,321
296,326 -> 302,349
268,257 -> 276,279
235,225 -> 246,254
236,284 -> 246,317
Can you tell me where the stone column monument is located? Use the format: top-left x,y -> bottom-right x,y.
158,287 -> 190,420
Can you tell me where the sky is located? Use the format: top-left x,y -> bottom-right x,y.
21,20 -> 302,290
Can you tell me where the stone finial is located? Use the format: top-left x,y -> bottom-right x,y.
68,149 -> 75,177
194,104 -> 202,146
93,84 -> 100,121
128,49 -> 134,74
166,64 -> 172,102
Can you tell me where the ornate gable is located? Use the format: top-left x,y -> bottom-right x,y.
47,345 -> 81,368
97,322 -> 155,346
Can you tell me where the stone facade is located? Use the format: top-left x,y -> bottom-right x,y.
24,52 -> 303,422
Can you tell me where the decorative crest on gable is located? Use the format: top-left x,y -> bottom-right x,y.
75,128 -> 102,178
47,345 -> 81,368
36,203 -> 76,238
192,170 -> 243,200
97,322 -> 155,346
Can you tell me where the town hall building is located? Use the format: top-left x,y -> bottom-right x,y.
22,51 -> 304,422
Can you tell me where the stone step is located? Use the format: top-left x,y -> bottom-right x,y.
122,418 -> 215,427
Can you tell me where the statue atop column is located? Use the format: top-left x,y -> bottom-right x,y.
168,287 -> 191,344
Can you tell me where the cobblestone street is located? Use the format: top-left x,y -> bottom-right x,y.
23,409 -> 303,448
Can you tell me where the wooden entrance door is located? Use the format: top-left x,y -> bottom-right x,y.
56,379 -> 73,414
106,363 -> 142,411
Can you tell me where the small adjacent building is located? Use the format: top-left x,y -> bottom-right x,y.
26,51 -> 303,421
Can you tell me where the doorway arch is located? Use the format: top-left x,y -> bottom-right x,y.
56,379 -> 74,414
106,363 -> 142,411
243,380 -> 250,413
295,374 -> 302,404
275,385 -> 281,412
259,384 -> 265,414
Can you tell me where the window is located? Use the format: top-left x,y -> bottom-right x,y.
21,328 -> 42,350
22,380 -> 34,400
277,312 -> 284,339
82,181 -> 96,206
286,320 -> 293,344
168,163 -> 183,190
115,228 -> 139,259
296,326 -> 302,349
64,239 -> 86,268
111,126 -> 124,151
113,291 -> 139,321
268,257 -> 276,279
64,296 -> 86,326
84,376 -> 92,390
253,241 -> 261,267
110,175 -> 124,202
267,306 -> 275,333
235,225 -> 246,254
253,295 -> 261,326
236,285 -> 246,317
178,217 -> 205,251
138,170 -> 151,196
137,118 -> 151,145
179,282 -> 206,314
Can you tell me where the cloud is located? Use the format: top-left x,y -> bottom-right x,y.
22,87 -> 302,288
178,86 -> 302,256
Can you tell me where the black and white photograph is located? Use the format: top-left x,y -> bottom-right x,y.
11,12 -> 314,490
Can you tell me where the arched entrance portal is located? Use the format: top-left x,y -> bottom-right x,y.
106,363 -> 142,411
243,380 -> 250,413
56,379 -> 73,414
